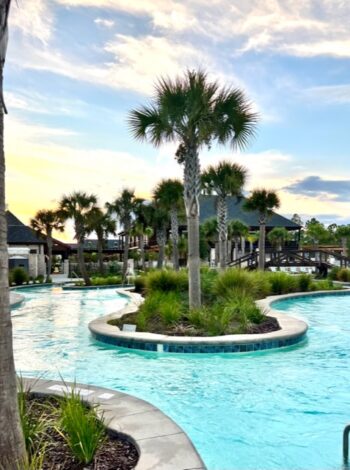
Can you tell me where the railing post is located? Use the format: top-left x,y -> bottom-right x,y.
344,424 -> 350,462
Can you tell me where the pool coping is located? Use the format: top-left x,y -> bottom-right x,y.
10,291 -> 25,308
22,377 -> 206,470
88,289 -> 309,354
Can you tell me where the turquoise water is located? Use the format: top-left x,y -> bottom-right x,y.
12,287 -> 350,470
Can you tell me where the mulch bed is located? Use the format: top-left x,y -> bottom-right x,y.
29,396 -> 138,470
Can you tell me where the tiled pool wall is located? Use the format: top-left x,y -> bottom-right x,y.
91,331 -> 307,354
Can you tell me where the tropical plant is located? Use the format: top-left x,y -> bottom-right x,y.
86,208 -> 116,274
202,161 -> 247,268
129,69 -> 258,307
132,199 -> 154,270
30,209 -> 64,282
335,225 -> 350,257
106,189 -> 137,282
58,192 -> 98,286
10,267 -> 29,286
150,202 -> 169,269
247,231 -> 259,253
244,189 -> 280,270
267,227 -> 289,251
228,220 -> 249,261
302,218 -> 332,246
153,179 -> 184,271
0,2 -> 27,467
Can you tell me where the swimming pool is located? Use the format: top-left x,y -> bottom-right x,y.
12,287 -> 350,470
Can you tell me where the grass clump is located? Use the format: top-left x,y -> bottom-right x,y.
213,269 -> 270,300
137,291 -> 184,330
57,388 -> 105,465
145,269 -> 188,293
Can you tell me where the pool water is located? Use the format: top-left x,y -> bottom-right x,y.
12,287 -> 350,470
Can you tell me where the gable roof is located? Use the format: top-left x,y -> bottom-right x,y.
6,211 -> 46,245
199,195 -> 301,230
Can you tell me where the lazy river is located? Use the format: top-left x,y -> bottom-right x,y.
12,286 -> 350,470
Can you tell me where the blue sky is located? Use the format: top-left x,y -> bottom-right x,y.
6,0 -> 350,239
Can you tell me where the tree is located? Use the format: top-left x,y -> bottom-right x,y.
267,227 -> 289,251
335,225 -> 350,257
129,70 -> 257,307
0,1 -> 27,467
244,189 -> 280,270
30,209 -> 64,282
153,179 -> 184,270
202,161 -> 247,268
247,231 -> 259,253
228,220 -> 249,261
201,218 -> 218,263
291,213 -> 303,226
151,203 -> 169,269
107,189 -> 137,282
303,218 -> 331,247
132,199 -> 154,270
87,208 -> 116,274
59,192 -> 98,286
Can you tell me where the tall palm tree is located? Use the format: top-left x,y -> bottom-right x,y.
30,209 -> 64,282
107,189 -> 137,282
244,189 -> 280,270
59,191 -> 98,285
87,208 -> 116,274
202,161 -> 247,268
129,70 -> 258,307
132,199 -> 154,270
151,202 -> 169,269
267,227 -> 289,252
0,2 -> 27,468
228,220 -> 249,261
153,179 -> 184,271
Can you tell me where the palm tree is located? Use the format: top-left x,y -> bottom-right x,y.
244,189 -> 280,270
129,70 -> 258,307
153,179 -> 184,271
151,203 -> 169,269
87,208 -> 116,274
59,191 -> 98,285
247,232 -> 259,254
267,227 -> 289,252
30,209 -> 64,282
335,225 -> 350,257
228,220 -> 249,261
202,161 -> 247,268
0,2 -> 27,468
201,218 -> 218,264
107,189 -> 137,282
133,199 -> 154,270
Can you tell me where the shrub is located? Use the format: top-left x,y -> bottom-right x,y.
58,388 -> 105,464
297,274 -> 313,292
328,266 -> 340,280
138,291 -> 183,327
266,272 -> 298,295
313,279 -> 338,291
35,275 -> 44,284
133,276 -> 146,293
11,267 -> 29,285
214,269 -> 270,300
90,275 -> 122,286
145,269 -> 188,293
337,268 -> 350,282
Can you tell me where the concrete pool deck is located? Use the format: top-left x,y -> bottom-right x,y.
23,377 -> 206,470
88,289 -> 309,354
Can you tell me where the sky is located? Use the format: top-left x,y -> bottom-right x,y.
6,0 -> 350,240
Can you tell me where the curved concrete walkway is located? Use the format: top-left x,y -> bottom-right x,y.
23,377 -> 206,470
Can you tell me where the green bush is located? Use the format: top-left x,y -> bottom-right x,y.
11,267 -> 29,285
35,275 -> 44,284
297,274 -> 313,292
328,266 -> 340,280
337,268 -> 350,282
90,275 -> 122,286
138,291 -> 183,327
58,388 -> 105,464
133,276 -> 146,293
266,272 -> 298,295
214,269 -> 270,300
146,269 -> 188,293
313,279 -> 338,291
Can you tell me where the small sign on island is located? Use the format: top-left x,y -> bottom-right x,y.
122,324 -> 136,332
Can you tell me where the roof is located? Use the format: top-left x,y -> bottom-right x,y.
199,195 -> 301,230
6,211 -> 46,245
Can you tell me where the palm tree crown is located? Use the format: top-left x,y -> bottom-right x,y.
59,191 -> 98,241
202,161 -> 247,198
30,209 -> 64,236
244,189 -> 280,223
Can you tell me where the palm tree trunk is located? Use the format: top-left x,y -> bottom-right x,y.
258,219 -> 266,271
184,145 -> 201,308
156,227 -> 166,269
46,229 -> 53,283
77,239 -> 90,285
233,237 -> 239,261
217,195 -> 227,269
122,230 -> 129,282
139,233 -> 145,270
170,207 -> 179,271
97,236 -> 104,275
0,69 -> 26,468
342,237 -> 348,257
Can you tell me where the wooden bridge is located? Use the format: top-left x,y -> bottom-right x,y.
229,248 -> 350,273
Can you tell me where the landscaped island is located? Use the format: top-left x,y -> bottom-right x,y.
108,268 -> 339,337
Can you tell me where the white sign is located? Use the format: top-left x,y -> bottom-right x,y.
122,323 -> 136,332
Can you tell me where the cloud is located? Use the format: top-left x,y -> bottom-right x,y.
284,176 -> 350,201
9,0 -> 54,43
303,84 -> 350,105
94,18 -> 115,28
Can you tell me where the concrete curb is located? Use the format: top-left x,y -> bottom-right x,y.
23,377 -> 206,470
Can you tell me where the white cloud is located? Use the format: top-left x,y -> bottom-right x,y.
9,0 -> 54,43
94,18 -> 115,28
303,84 -> 350,105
